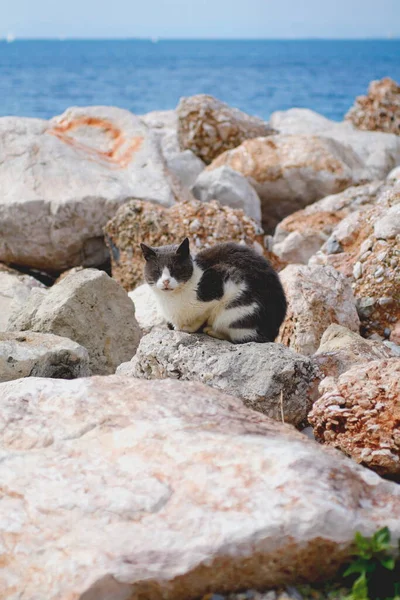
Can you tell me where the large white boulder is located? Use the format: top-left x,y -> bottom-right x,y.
0,268 -> 45,331
0,106 -> 189,272
1,375 -> 399,599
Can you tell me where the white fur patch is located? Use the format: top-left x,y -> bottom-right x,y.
156,267 -> 178,291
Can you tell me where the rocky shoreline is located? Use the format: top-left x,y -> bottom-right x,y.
0,77 -> 399,599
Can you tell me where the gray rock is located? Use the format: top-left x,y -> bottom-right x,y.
128,284 -> 165,333
191,166 -> 262,222
0,106 -> 190,272
0,331 -> 90,382
8,268 -> 141,374
166,149 -> 205,188
0,269 -> 45,331
118,329 -> 320,426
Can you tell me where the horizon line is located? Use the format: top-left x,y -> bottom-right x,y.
1,36 -> 399,42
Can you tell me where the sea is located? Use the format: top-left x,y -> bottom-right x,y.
1,39 -> 400,122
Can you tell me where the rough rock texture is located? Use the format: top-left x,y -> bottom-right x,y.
277,265 -> 360,356
310,186 -> 400,339
141,109 -> 206,187
345,77 -> 400,135
309,359 -> 400,476
119,329 -> 320,426
208,134 -> 366,232
314,324 -> 396,379
0,106 -> 191,272
128,284 -> 165,333
177,94 -> 275,164
270,108 -> 400,178
0,268 -> 45,330
7,268 -> 141,374
104,199 -> 283,292
272,180 -> 392,264
0,331 -> 90,382
191,165 -> 262,222
1,375 -> 400,600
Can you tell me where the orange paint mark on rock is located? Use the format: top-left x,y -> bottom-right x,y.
48,116 -> 143,168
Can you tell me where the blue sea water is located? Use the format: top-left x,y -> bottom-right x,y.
0,39 -> 399,122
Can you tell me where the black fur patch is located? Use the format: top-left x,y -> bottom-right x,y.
195,243 -> 287,342
197,268 -> 224,302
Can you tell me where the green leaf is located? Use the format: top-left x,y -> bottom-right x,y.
380,555 -> 396,570
373,526 -> 391,550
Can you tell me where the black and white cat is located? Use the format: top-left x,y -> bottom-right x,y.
140,238 -> 287,343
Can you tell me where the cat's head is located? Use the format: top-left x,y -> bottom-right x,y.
140,238 -> 193,292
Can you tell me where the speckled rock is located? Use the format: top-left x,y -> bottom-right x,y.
7,268 -> 141,375
177,94 -> 274,164
310,186 -> 400,339
277,265 -> 360,356
314,324 -> 396,379
0,268 -> 45,330
104,199 -> 282,292
0,106 -> 190,272
272,180 -> 391,264
309,359 -> 400,476
208,134 -> 365,232
119,328 -> 320,426
1,375 -> 400,600
345,77 -> 400,135
191,166 -> 262,223
0,331 -> 90,382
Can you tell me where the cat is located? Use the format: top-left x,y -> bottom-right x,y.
140,238 -> 287,344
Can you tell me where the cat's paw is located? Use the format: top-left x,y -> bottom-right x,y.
203,326 -> 227,341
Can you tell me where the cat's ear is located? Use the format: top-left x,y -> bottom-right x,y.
176,237 -> 190,259
140,243 -> 157,261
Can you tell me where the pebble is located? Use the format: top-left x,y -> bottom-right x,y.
324,238 -> 343,255
359,237 -> 373,254
374,266 -> 384,277
378,296 -> 393,306
353,261 -> 363,279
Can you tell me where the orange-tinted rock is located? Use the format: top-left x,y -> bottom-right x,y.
309,359 -> 400,476
346,77 -> 400,135
208,135 -> 363,232
104,199 -> 283,291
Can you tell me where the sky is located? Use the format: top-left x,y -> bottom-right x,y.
1,0 -> 400,40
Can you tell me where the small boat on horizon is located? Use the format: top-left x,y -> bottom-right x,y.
6,32 -> 16,43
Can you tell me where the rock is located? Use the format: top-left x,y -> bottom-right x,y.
388,165 -> 400,181
310,185 -> 400,339
0,268 -> 45,330
104,199 -> 278,292
345,77 -> 400,135
142,109 -> 206,187
309,359 -> 400,477
128,284 -> 165,333
119,328 -> 320,426
177,94 -> 275,164
167,149 -> 206,188
270,108 -> 400,180
1,375 -> 400,599
272,180 -> 391,264
0,331 -> 90,382
191,166 -> 262,222
374,203 -> 400,239
208,135 -> 365,232
314,324 -> 396,379
277,265 -> 360,356
7,268 -> 141,374
0,106 -> 190,272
